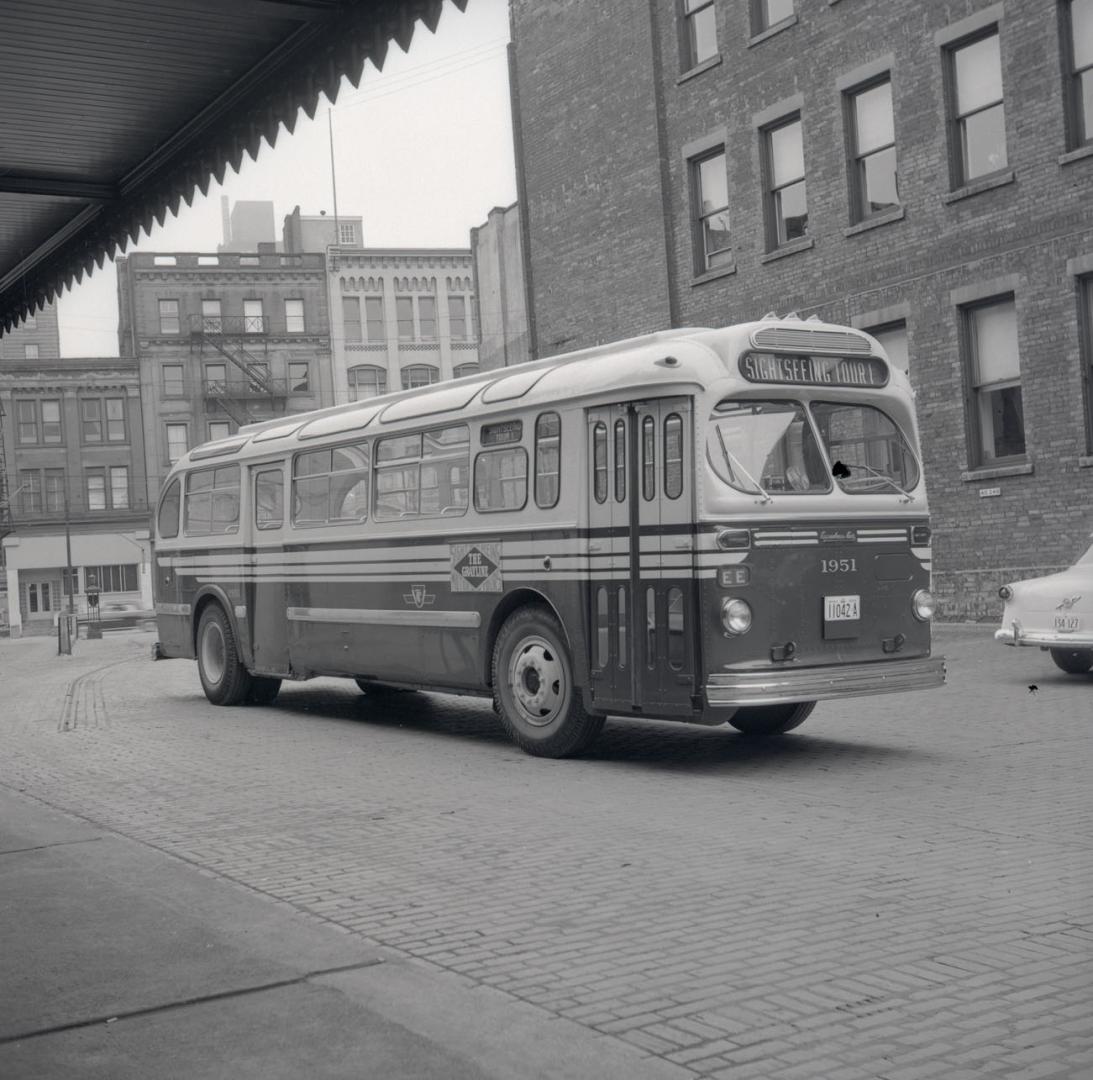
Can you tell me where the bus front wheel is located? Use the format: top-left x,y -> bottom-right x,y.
1049,647 -> 1093,674
492,607 -> 604,758
197,605 -> 252,706
729,701 -> 816,737
248,676 -> 282,705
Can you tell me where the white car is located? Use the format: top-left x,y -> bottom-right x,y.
996,542 -> 1093,674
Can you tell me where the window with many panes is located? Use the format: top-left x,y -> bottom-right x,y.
448,296 -> 467,341
292,445 -> 370,527
365,297 -> 385,341
84,564 -> 139,592
106,398 -> 125,441
163,365 -> 184,397
402,365 -> 438,389
847,77 -> 899,221
753,0 -> 794,35
243,299 -> 264,333
86,469 -> 107,510
45,470 -> 65,512
166,423 -> 189,464
288,361 -> 310,393
343,296 -> 362,342
24,344 -> 38,360
158,299 -> 180,334
205,363 -> 226,390
396,297 -> 415,341
19,470 -> 41,512
184,465 -> 240,536
111,466 -> 129,510
419,296 -> 437,340
374,425 -> 469,520
201,298 -> 222,333
208,421 -> 231,442
349,364 -> 387,400
764,115 -> 808,247
16,399 -> 62,444
692,148 -> 732,273
81,399 -> 103,442
682,0 -> 717,70
339,222 -> 357,245
1065,0 -> 1093,148
947,29 -> 1007,185
284,298 -> 305,333
965,296 -> 1024,463
453,363 -> 479,379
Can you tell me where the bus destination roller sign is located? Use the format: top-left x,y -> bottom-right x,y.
739,352 -> 889,388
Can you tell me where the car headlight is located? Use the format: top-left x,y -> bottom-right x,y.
720,597 -> 752,635
911,588 -> 935,621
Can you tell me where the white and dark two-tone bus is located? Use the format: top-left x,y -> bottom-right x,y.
152,317 -> 945,757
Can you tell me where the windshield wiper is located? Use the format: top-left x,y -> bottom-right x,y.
832,460 -> 915,503
716,425 -> 772,504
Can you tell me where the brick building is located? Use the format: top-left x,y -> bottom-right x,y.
0,358 -> 152,636
509,0 -> 1093,618
115,250 -> 334,505
0,299 -> 61,363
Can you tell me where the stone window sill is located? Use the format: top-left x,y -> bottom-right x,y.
678,54 -> 722,85
760,237 -> 814,264
942,170 -> 1015,205
960,461 -> 1033,482
748,15 -> 798,48
691,263 -> 737,286
844,206 -> 906,237
1078,455 -> 1093,468
1059,143 -> 1093,166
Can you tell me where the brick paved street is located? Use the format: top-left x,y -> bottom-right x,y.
0,625 -> 1089,1079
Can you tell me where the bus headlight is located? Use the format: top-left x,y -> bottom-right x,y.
721,597 -> 752,635
911,589 -> 935,621
998,585 -> 1012,601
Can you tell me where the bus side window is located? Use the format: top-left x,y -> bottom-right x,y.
255,467 -> 284,530
534,412 -> 561,509
641,415 -> 655,501
664,414 -> 684,499
592,422 -> 608,504
614,419 -> 626,503
185,465 -> 240,536
158,478 -> 180,539
474,447 -> 528,512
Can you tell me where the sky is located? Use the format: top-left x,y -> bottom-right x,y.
56,0 -> 516,357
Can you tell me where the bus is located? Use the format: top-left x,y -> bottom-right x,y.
152,315 -> 945,757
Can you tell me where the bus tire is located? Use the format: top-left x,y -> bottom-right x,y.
729,701 -> 816,737
196,604 -> 252,706
248,676 -> 282,705
1049,647 -> 1093,674
492,606 -> 604,757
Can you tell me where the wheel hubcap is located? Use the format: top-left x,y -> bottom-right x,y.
509,636 -> 565,727
201,622 -> 226,685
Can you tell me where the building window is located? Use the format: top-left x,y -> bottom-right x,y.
349,364 -> 387,400
41,400 -> 62,443
45,470 -> 65,512
81,399 -> 103,442
288,361 -> 310,392
158,299 -> 180,334
753,0 -> 794,34
448,296 -> 467,341
86,469 -> 107,511
1081,277 -> 1093,450
166,423 -> 189,464
15,399 -> 62,444
208,421 -> 232,442
284,298 -> 305,333
201,298 -> 222,333
453,363 -> 479,379
365,297 -> 384,341
866,321 -> 909,376
403,365 -> 438,389
947,29 -> 1007,186
847,77 -> 899,221
339,222 -> 356,245
106,398 -> 126,441
682,0 -> 717,69
396,297 -> 415,341
419,296 -> 437,340
24,344 -> 39,360
163,364 -> 185,397
110,466 -> 129,510
342,296 -> 362,342
16,401 -> 37,443
84,564 -> 139,593
764,115 -> 808,247
243,299 -> 264,333
965,296 -> 1024,463
19,470 -> 42,513
692,148 -> 732,272
1065,0 -> 1093,148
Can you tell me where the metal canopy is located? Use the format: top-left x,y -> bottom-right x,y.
0,0 -> 465,334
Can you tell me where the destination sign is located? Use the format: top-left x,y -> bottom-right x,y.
739,352 -> 888,388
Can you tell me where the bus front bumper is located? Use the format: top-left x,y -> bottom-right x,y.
705,656 -> 946,707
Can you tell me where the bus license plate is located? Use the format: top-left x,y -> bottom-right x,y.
1054,614 -> 1081,632
825,595 -> 860,621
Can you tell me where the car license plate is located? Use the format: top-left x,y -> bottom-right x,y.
1054,614 -> 1081,632
825,595 -> 860,621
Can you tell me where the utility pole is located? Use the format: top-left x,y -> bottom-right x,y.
328,107 -> 341,250
58,477 -> 77,654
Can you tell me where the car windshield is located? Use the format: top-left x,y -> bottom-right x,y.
810,401 -> 920,495
707,400 -> 830,495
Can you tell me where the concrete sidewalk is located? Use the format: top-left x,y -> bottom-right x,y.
0,786 -> 688,1080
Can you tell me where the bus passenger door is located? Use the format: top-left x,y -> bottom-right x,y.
248,462 -> 290,674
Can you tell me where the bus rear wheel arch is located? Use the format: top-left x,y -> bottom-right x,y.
492,605 -> 604,758
728,701 -> 816,737
1049,647 -> 1093,674
196,603 -> 253,706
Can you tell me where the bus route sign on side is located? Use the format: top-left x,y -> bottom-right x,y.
451,542 -> 502,592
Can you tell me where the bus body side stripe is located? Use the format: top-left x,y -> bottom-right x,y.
286,607 -> 481,629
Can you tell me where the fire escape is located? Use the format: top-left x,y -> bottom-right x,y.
189,315 -> 287,427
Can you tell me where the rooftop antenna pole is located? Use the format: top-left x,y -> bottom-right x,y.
328,106 -> 341,251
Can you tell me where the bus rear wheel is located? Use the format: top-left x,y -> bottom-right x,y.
248,676 -> 282,705
1049,647 -> 1093,674
492,607 -> 604,758
197,605 -> 252,706
729,701 -> 816,737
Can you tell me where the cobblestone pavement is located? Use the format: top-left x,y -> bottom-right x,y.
1,626 -> 1089,1079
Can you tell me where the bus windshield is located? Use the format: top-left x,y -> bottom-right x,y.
707,398 -> 920,497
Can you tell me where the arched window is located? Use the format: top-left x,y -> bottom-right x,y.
403,365 -> 439,389
348,365 -> 387,401
453,363 -> 479,379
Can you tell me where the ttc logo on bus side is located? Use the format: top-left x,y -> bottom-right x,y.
450,542 -> 502,593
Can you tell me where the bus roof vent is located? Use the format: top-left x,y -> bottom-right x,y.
252,419 -> 306,443
751,326 -> 872,355
481,365 -> 557,404
380,380 -> 484,423
190,437 -> 248,460
298,405 -> 381,440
